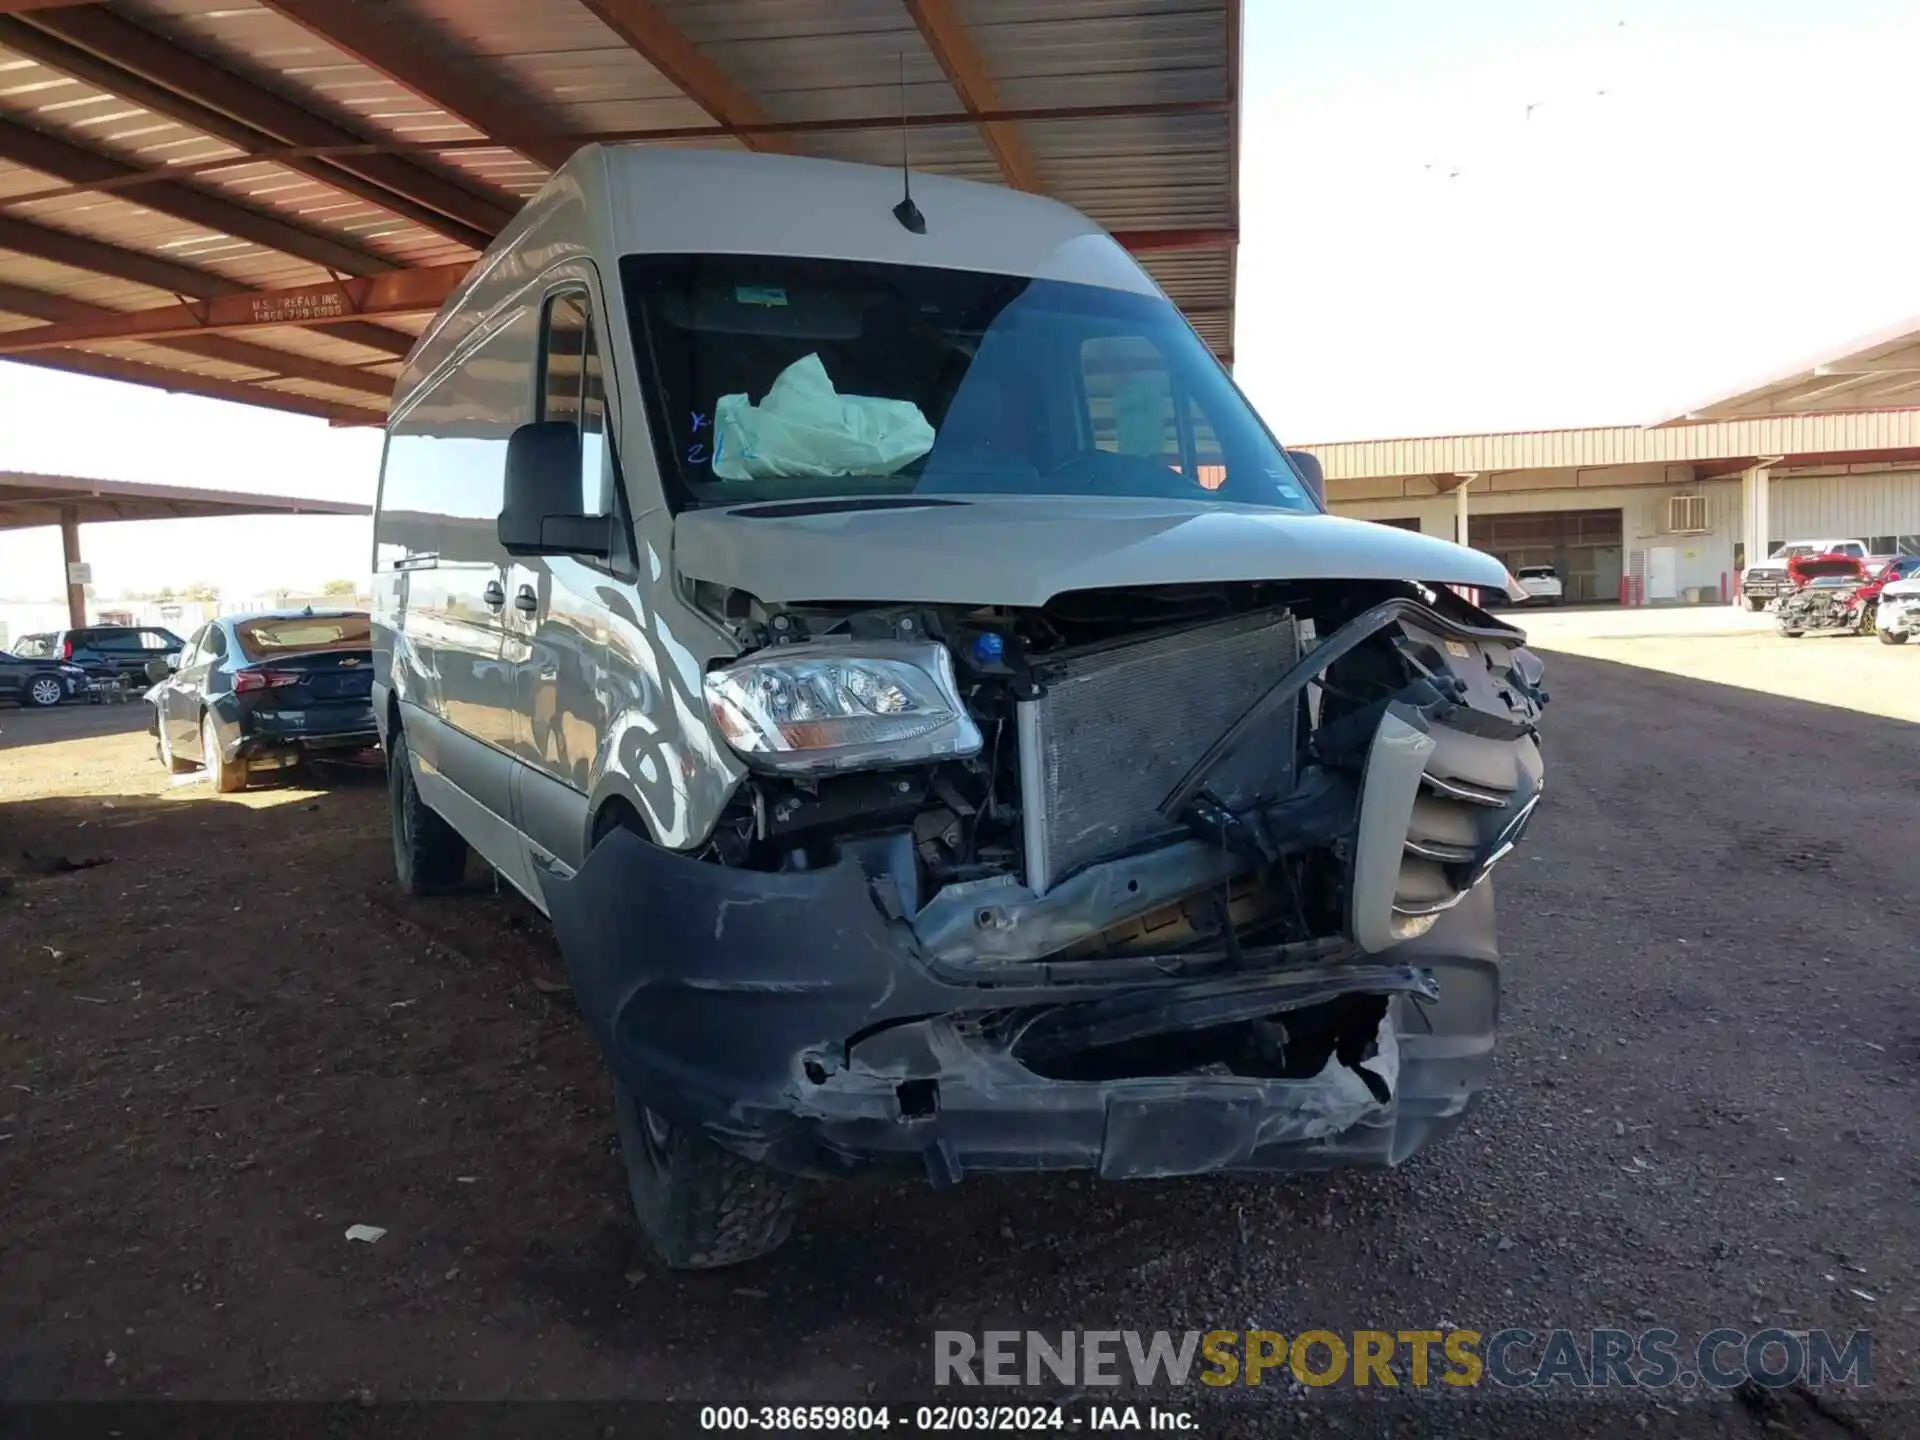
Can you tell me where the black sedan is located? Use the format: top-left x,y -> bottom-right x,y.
145,609 -> 378,791
0,649 -> 94,708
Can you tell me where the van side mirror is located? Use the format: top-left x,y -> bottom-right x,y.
499,420 -> 612,559
1285,449 -> 1325,506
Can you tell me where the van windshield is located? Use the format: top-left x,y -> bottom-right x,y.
620,254 -> 1315,514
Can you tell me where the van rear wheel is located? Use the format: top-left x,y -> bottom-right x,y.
613,1078 -> 800,1270
387,727 -> 467,893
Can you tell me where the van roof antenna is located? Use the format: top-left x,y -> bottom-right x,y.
892,50 -> 926,235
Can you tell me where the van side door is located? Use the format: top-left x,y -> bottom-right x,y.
504,281 -> 621,874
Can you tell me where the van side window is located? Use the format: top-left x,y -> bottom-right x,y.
375,305 -> 536,572
538,291 -> 611,516
200,626 -> 228,662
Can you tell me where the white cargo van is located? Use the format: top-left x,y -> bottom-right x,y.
372,146 -> 1549,1268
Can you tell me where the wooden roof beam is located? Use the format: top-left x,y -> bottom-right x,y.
256,0 -> 575,171
577,0 -> 795,155
0,228 -> 1234,353
2,10 -> 511,249
0,212 -> 416,358
0,263 -> 464,353
0,278 -> 395,397
901,0 -> 1041,192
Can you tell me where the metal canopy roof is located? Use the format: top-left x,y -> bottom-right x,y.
0,0 -> 1242,426
1659,314 -> 1920,424
0,467 -> 369,527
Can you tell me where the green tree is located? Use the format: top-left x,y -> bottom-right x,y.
321,578 -> 358,597
180,582 -> 217,602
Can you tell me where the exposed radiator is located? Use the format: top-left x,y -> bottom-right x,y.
1016,608 -> 1299,894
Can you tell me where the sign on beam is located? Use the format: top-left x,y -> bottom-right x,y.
67,561 -> 92,586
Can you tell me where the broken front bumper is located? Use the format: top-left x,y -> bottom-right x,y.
539,827 -> 1502,1185
1878,595 -> 1920,635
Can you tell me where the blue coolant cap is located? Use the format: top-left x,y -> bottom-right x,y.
971,631 -> 1005,666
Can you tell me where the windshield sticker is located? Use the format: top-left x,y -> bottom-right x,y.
1275,484 -> 1302,501
735,285 -> 789,308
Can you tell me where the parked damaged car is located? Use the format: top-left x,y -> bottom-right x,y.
1876,567 -> 1920,644
1740,538 -> 1869,611
1775,555 -> 1876,638
144,609 -> 379,790
371,145 -> 1551,1268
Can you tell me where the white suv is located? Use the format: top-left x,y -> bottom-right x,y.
1515,565 -> 1564,605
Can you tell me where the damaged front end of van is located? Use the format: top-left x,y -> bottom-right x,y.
541,570 -> 1547,1258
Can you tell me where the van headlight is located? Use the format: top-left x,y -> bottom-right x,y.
704,640 -> 982,774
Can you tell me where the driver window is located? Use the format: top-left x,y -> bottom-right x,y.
179,626 -> 207,669
201,627 -> 228,663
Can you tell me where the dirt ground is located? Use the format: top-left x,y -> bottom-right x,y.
2,659 -> 1915,1436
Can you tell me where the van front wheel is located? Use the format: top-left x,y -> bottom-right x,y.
388,727 -> 467,893
613,1078 -> 800,1270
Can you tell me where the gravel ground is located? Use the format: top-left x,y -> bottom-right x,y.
0,660 -> 1914,1438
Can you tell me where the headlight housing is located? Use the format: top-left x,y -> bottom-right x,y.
704,640 -> 982,774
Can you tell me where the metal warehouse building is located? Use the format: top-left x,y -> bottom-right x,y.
1301,325 -> 1920,605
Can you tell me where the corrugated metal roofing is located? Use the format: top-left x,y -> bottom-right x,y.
1659,314 -> 1920,423
0,0 -> 1240,423
1300,413 -> 1920,482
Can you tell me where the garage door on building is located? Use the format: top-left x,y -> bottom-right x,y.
1469,508 -> 1624,604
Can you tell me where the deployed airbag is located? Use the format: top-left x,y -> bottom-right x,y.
711,353 -> 935,481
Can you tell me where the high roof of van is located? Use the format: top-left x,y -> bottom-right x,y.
395,146 -> 1164,416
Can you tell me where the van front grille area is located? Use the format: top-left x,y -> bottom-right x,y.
1015,609 -> 1300,894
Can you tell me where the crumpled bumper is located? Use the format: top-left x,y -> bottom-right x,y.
1878,596 -> 1920,635
538,829 -> 1501,1185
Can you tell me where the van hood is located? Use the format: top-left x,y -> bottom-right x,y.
672,494 -> 1509,607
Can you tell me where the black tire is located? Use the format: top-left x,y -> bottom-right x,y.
594,813 -> 801,1270
387,727 -> 468,893
613,1078 -> 800,1270
202,711 -> 246,793
1744,596 -> 1767,612
156,719 -> 195,774
1880,627 -> 1908,646
1777,627 -> 1803,639
23,673 -> 64,708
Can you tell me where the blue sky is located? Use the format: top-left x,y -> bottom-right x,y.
3,0 -> 1918,600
